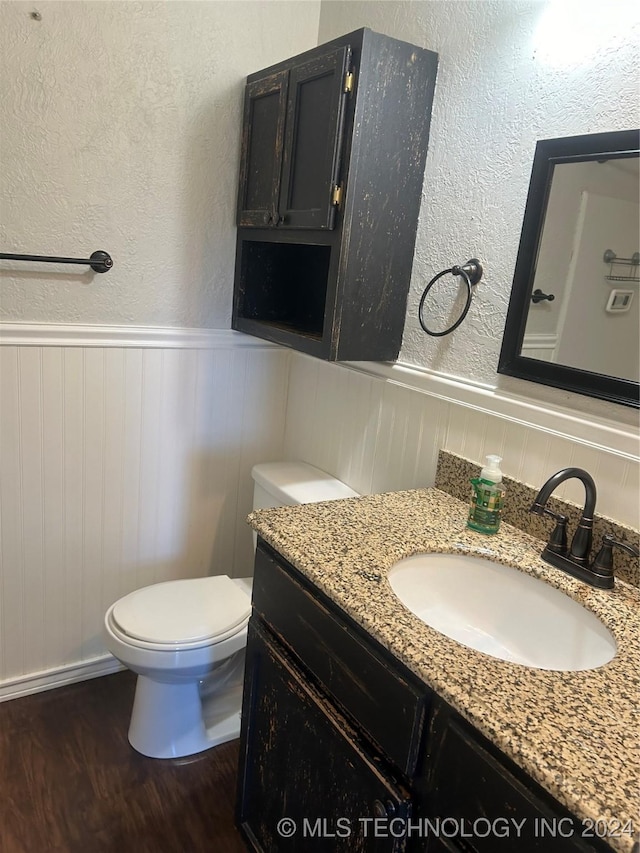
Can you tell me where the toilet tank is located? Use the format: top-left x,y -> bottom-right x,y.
251,462 -> 360,511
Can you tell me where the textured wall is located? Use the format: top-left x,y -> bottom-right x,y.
318,1 -> 640,410
0,1 -> 320,327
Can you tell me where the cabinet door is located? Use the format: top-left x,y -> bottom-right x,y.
278,47 -> 350,230
237,70 -> 289,227
427,706 -> 613,853
237,620 -> 412,852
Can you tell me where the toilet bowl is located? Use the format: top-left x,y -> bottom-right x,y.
104,575 -> 252,758
104,461 -> 359,759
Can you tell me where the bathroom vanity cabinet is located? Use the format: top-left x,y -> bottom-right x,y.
237,542 -> 616,853
232,29 -> 438,361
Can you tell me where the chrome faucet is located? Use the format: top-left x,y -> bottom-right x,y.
530,467 -> 638,589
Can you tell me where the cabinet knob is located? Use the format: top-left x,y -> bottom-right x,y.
372,799 -> 396,818
277,214 -> 286,225
373,800 -> 386,818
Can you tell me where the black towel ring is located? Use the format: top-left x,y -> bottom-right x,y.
418,258 -> 483,337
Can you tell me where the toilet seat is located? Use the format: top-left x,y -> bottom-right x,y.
110,576 -> 251,651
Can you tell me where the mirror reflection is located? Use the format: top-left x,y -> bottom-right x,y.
523,156 -> 639,382
498,129 -> 640,408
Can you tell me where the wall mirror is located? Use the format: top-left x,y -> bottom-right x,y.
498,129 -> 640,408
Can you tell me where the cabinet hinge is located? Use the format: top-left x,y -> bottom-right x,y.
343,71 -> 354,94
331,184 -> 343,207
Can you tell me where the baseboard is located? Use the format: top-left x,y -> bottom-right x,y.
0,655 -> 125,703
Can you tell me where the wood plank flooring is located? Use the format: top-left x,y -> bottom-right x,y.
0,671 -> 248,853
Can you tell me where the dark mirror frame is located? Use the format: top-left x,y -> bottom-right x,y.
498,129 -> 640,409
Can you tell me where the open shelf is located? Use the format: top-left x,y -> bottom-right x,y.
236,240 -> 331,340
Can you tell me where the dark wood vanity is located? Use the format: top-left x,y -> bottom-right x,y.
232,28 -> 438,361
237,542 -> 617,853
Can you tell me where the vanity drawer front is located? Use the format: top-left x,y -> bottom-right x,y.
252,543 -> 428,776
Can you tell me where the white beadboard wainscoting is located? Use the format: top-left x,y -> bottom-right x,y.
283,353 -> 640,527
1,330 -> 638,701
0,325 -> 289,700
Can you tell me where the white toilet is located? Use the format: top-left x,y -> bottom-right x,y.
103,461 -> 359,759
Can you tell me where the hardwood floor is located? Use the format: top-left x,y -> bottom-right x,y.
0,671 -> 248,853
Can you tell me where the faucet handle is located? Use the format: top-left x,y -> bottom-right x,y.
541,509 -> 568,555
591,534 -> 640,583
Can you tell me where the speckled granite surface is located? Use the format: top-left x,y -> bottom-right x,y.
436,451 -> 640,588
248,489 -> 640,853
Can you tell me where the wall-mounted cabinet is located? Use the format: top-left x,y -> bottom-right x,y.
232,28 -> 438,361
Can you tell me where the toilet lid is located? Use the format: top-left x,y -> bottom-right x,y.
111,576 -> 251,645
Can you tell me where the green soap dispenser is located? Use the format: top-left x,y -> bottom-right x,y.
467,455 -> 505,535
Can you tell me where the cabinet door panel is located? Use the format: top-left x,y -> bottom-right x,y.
237,70 -> 289,227
278,47 -> 350,230
238,620 -> 411,852
428,711 -> 613,853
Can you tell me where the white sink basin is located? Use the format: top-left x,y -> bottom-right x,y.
388,553 -> 616,671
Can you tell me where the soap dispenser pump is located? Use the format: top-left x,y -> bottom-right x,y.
467,455 -> 505,535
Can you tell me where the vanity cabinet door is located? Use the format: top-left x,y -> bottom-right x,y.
237,619 -> 412,852
426,703 -> 615,853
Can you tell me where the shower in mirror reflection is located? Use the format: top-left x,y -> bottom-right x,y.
498,128 -> 640,408
523,156 -> 639,383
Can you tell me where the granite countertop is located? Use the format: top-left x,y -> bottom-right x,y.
248,488 -> 640,853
